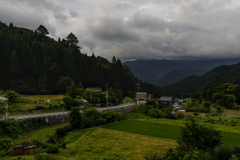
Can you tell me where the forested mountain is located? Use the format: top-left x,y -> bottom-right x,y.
123,59 -> 185,80
124,59 -> 240,85
126,65 -> 160,84
0,21 -> 161,97
155,69 -> 209,87
162,63 -> 240,98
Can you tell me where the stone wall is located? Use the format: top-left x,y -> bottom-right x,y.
22,114 -> 69,129
20,105 -> 134,129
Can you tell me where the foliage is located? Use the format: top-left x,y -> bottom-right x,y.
56,76 -> 74,94
62,96 -> 79,110
5,90 -> 19,103
0,138 -> 12,157
177,117 -> 222,152
204,101 -> 211,113
35,25 -> 49,36
46,144 -> 59,153
70,107 -> 82,130
55,124 -> 71,138
0,101 -> 7,117
0,119 -> 26,139
34,154 -> 57,160
146,99 -> 157,106
36,105 -> 45,110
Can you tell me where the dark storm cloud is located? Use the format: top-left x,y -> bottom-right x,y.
1,0 -> 240,61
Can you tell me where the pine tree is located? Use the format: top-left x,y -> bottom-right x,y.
9,50 -> 19,79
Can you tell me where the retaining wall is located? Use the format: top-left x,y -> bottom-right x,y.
20,105 -> 134,129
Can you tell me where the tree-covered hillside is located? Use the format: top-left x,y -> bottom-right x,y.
0,21 -> 161,97
155,69 -> 209,87
162,63 -> 240,98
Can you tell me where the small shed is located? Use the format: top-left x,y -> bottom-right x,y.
24,145 -> 37,155
12,145 -> 24,156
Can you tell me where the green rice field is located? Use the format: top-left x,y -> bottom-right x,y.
101,119 -> 240,146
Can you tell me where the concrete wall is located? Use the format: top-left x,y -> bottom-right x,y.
22,114 -> 69,129
21,105 -> 134,129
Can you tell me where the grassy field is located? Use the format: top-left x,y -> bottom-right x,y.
15,123 -> 67,144
6,127 -> 176,160
21,95 -> 64,100
101,119 -> 240,146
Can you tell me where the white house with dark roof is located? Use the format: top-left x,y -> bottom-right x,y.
136,92 -> 148,105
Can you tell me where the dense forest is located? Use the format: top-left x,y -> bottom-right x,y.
0,21 -> 161,98
162,63 -> 240,104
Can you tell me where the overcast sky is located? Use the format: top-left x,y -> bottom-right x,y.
1,0 -> 240,62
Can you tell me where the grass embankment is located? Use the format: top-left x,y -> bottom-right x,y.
8,125 -> 175,160
21,95 -> 64,101
8,95 -> 65,115
102,119 -> 240,146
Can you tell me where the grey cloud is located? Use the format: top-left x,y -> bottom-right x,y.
70,10 -> 78,18
86,7 -> 139,42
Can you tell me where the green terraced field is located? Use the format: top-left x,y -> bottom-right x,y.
101,119 -> 240,146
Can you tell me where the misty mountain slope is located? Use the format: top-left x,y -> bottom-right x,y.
194,59 -> 240,70
155,69 -> 209,87
126,65 -> 160,84
123,59 -> 185,78
163,62 -> 240,96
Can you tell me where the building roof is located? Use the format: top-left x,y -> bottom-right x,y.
24,145 -> 37,149
159,96 -> 173,101
0,97 -> 8,101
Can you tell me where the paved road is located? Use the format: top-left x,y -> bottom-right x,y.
1,102 -> 135,120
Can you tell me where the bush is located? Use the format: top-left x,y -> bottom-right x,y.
0,119 -> 27,139
34,154 -> 57,160
31,139 -> 42,147
62,96 -> 79,110
47,144 -> 59,153
36,105 -> 45,110
70,107 -> 82,130
147,109 -> 159,118
178,117 -> 222,152
47,135 -> 57,144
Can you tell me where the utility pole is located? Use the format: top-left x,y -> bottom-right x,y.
63,105 -> 64,125
106,82 -> 108,111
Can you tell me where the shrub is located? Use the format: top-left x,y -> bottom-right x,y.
147,109 -> 159,118
178,117 -> 222,152
70,107 -> 82,130
36,105 -> 45,110
53,104 -> 59,109
31,139 -> 42,147
146,99 -> 157,106
0,119 -> 26,139
47,136 -> 57,144
47,144 -> 59,153
34,154 -> 57,160
62,96 -> 79,110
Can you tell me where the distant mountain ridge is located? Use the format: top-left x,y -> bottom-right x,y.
123,58 -> 240,85
162,62 -> 240,97
155,69 -> 209,87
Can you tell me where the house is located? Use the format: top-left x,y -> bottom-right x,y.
158,96 -> 174,106
135,92 -> 148,105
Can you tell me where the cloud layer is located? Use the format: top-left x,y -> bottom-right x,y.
1,0 -> 240,61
